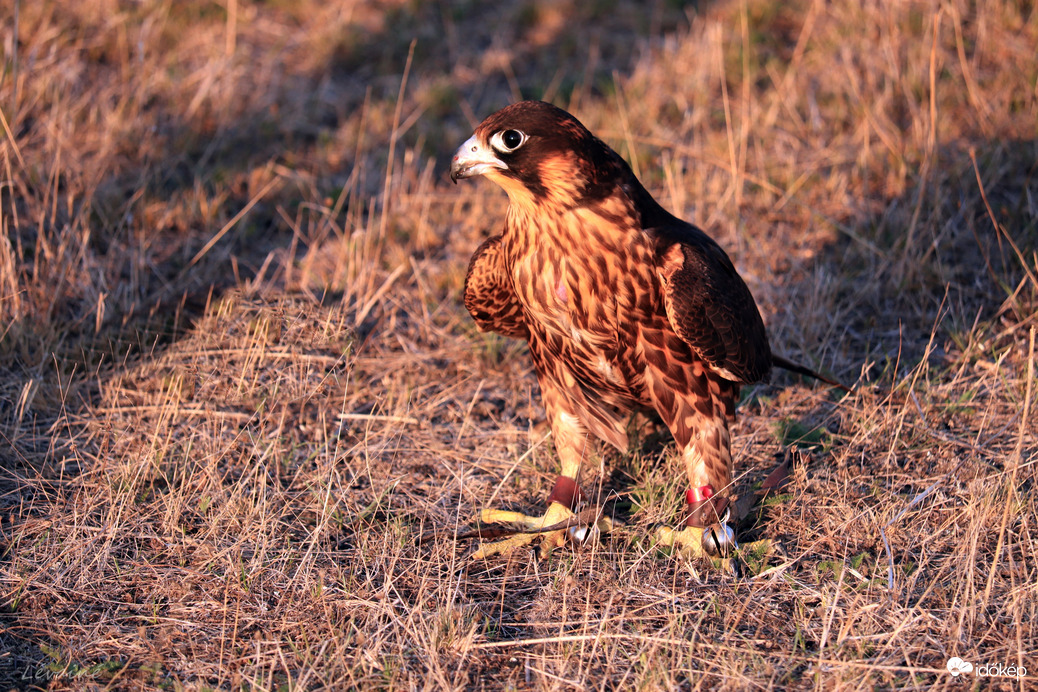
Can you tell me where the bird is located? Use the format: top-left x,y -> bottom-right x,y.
450,100 -> 810,561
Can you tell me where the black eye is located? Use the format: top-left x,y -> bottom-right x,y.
492,129 -> 527,153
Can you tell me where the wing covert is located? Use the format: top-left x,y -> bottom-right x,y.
656,229 -> 772,384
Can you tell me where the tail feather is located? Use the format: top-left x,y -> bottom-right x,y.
772,354 -> 852,393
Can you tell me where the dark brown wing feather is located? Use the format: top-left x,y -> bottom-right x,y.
656,225 -> 772,384
464,235 -> 528,339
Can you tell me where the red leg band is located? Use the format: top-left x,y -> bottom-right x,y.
547,476 -> 583,510
686,485 -> 714,505
684,485 -> 728,527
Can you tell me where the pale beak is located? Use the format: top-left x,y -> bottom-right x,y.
449,135 -> 506,183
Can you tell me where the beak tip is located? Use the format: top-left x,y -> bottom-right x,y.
449,135 -> 503,184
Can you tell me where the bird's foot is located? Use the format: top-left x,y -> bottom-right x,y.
655,520 -> 741,577
654,521 -> 737,559
472,502 -> 612,559
657,485 -> 738,559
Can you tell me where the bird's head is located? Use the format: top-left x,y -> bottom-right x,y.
450,101 -> 626,212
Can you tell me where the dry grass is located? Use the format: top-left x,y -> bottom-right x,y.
1,0 -> 1036,688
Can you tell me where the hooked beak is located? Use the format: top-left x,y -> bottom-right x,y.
449,135 -> 506,183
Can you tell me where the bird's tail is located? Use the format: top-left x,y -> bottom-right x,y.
772,354 -> 852,393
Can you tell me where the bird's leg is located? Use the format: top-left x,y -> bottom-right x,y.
474,410 -> 610,559
650,367 -> 740,559
655,433 -> 737,558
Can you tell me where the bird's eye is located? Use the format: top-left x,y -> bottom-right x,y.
491,129 -> 527,153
